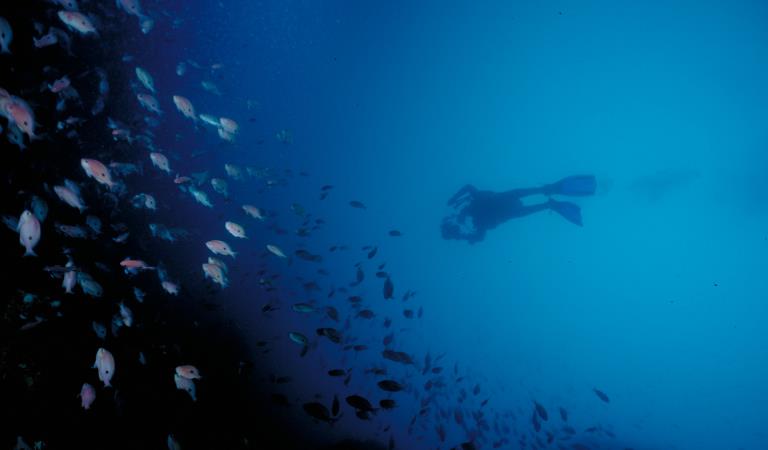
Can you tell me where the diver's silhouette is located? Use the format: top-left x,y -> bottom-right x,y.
442,175 -> 596,244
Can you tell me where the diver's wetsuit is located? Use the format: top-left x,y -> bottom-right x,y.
442,175 -> 596,244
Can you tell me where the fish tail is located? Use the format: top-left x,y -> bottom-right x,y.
24,248 -> 37,257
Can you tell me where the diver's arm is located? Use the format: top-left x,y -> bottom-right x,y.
447,184 -> 477,207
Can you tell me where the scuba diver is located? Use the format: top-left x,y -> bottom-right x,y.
441,175 -> 597,244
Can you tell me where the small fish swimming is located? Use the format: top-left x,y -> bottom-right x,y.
206,240 -> 236,258
135,67 -> 155,92
0,17 -> 12,54
81,158 -> 115,189
93,348 -> 115,387
57,11 -> 97,35
266,244 -> 287,258
17,210 -> 41,256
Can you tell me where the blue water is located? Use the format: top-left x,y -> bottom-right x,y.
3,0 -> 768,449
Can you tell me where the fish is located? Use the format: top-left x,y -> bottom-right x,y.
119,302 -> 133,327
0,16 -> 12,53
331,395 -> 340,417
534,401 -> 548,421
288,332 -> 309,356
202,263 -> 228,287
225,221 -> 247,238
294,249 -> 322,262
388,229 -> 402,237
559,407 -> 568,421
174,373 -> 196,401
176,365 -> 201,380
383,277 -> 394,299
593,388 -> 610,403
81,158 -> 115,189
266,244 -> 287,258
346,395 -> 375,413
77,272 -> 103,297
242,204 -> 265,220
377,380 -> 404,392
93,348 -> 115,387
303,402 -> 337,423
349,200 -> 366,209
79,383 -> 96,410
219,117 -> 238,134
206,240 -> 236,257
199,113 -> 220,128
57,11 -> 97,35
188,186 -> 213,208
17,210 -> 41,256
4,96 -> 37,140
379,399 -> 396,410
149,152 -> 170,173
172,95 -> 196,121
135,67 -> 155,92
137,93 -> 161,114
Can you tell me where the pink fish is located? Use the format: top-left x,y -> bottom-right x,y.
81,158 -> 115,189
175,365 -> 202,380
79,382 -> 96,409
137,93 -> 161,114
120,258 -> 154,271
4,96 -> 37,140
49,76 -> 70,93
202,263 -> 228,287
172,95 -> 196,121
57,11 -> 96,35
205,239 -> 236,257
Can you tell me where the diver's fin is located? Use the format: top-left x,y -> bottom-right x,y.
548,175 -> 597,196
548,199 -> 583,226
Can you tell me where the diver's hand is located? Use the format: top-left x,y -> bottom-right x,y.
447,184 -> 476,207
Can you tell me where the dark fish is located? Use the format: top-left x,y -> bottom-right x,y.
348,295 -> 363,303
352,344 -> 368,352
379,399 -> 396,410
321,185 -> 334,191
316,327 -> 341,344
534,401 -> 548,421
559,407 -> 568,422
388,230 -> 402,237
531,410 -> 541,432
436,424 -> 446,442
350,266 -> 364,286
383,317 -> 392,328
295,249 -> 322,262
375,271 -> 388,278
367,246 -> 378,259
403,309 -> 413,318
303,402 -> 336,423
460,443 -> 476,450
377,379 -> 404,392
356,309 -> 375,319
331,395 -> 340,416
328,369 -> 347,377
349,200 -> 366,209
473,384 -> 480,395
383,277 -> 394,299
346,395 -> 375,412
593,388 -> 610,403
382,349 -> 413,365
326,306 -> 339,321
